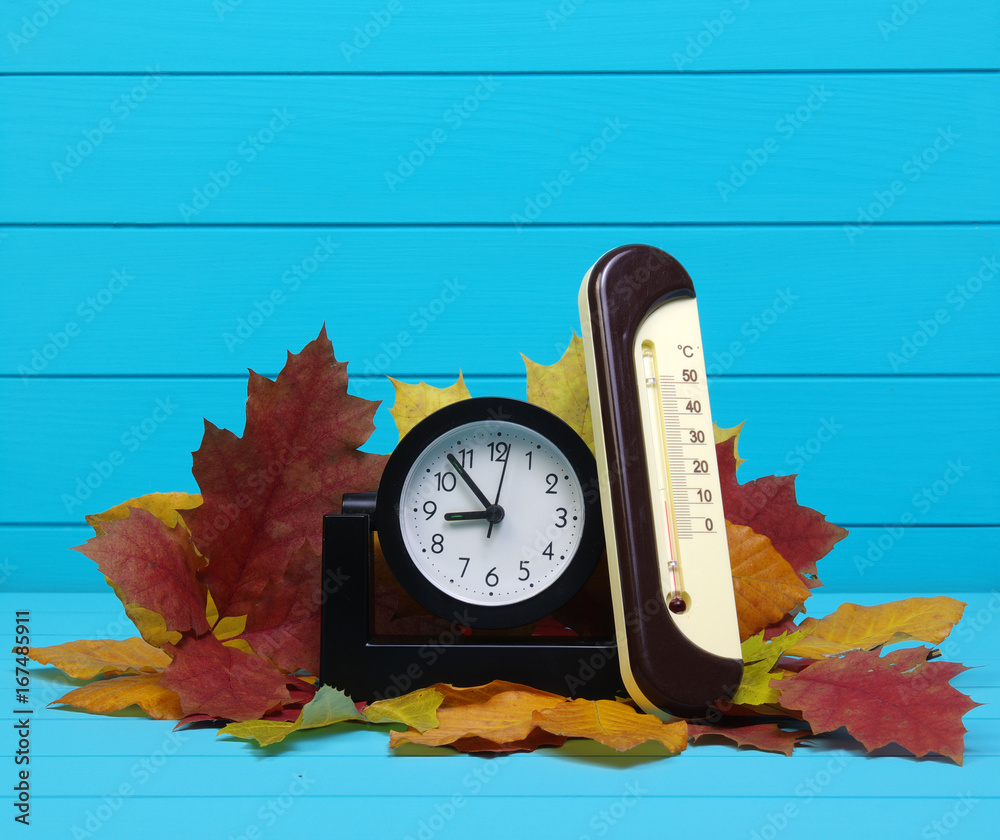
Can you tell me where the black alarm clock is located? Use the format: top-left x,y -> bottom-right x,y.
319,397 -> 621,701
376,397 -> 603,630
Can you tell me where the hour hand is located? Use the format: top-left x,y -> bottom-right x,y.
444,510 -> 490,522
446,453 -> 491,508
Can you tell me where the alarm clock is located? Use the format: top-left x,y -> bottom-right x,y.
319,397 -> 621,701
376,397 -> 604,630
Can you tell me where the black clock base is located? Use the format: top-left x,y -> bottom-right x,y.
319,511 -> 622,702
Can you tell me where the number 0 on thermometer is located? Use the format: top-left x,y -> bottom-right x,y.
579,245 -> 742,719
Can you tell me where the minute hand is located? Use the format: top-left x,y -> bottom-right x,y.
446,453 -> 491,509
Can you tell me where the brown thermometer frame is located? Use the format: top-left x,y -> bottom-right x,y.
581,244 -> 743,718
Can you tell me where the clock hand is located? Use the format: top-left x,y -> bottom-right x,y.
444,510 -> 490,521
446,453 -> 492,509
487,444 -> 511,539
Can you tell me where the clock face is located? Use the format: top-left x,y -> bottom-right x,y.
377,398 -> 602,629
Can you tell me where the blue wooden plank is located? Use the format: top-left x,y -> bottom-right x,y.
3,524 -> 998,594
1,2 -> 997,73
3,225 -> 997,377
5,376 -> 998,527
1,75 -> 995,223
21,739 -> 1000,797
7,796 -> 999,840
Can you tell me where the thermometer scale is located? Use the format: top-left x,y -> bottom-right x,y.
580,244 -> 742,719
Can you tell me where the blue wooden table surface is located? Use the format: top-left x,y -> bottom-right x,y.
1,2 -> 997,837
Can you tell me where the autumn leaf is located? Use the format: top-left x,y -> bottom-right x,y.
237,541 -> 322,674
717,435 -> 847,588
713,421 -> 745,469
776,646 -> 980,764
532,699 -> 688,753
220,685 -> 367,746
52,674 -> 184,720
786,597 -> 966,659
732,630 -> 809,706
85,492 -> 203,534
185,326 -> 387,626
389,372 -> 471,441
160,633 -> 291,722
27,638 -> 171,680
522,333 -> 593,451
389,688 -> 565,750
74,509 -> 210,637
363,687 -> 443,731
727,521 -> 811,640
688,722 -> 808,756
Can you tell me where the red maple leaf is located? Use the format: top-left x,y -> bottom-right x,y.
185,326 -> 387,622
239,542 -> 323,675
688,722 -> 809,756
775,646 -> 980,764
716,437 -> 847,588
160,634 -> 292,722
74,509 -> 210,636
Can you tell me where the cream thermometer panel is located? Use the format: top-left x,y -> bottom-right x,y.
633,298 -> 741,659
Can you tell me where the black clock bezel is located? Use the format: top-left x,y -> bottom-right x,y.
376,397 -> 603,630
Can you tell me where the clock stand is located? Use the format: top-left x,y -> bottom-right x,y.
318,493 -> 622,701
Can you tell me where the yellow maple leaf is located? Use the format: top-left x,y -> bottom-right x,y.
85,491 -> 202,534
53,673 -> 184,720
728,521 -> 811,641
363,687 -> 443,732
786,596 -> 967,659
27,637 -> 171,680
522,334 -> 593,451
532,699 -> 688,753
388,373 -> 471,441
713,421 -> 745,469
731,630 -> 809,706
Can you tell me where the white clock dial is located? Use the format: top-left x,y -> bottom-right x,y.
400,421 -> 585,607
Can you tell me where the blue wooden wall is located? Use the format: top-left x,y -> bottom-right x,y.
1,3 -> 998,837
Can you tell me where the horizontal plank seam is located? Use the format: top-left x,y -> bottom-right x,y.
2,69 -> 999,78
1,222 -> 998,229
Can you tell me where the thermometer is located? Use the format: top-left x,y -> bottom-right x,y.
579,244 -> 742,719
